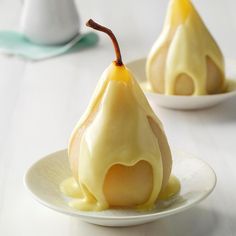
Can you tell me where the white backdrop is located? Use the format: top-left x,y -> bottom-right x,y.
0,0 -> 236,235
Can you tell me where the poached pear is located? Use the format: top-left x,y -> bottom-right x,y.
146,0 -> 226,95
61,19 -> 179,211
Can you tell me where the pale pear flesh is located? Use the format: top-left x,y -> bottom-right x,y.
146,0 -> 225,96
103,161 -> 153,207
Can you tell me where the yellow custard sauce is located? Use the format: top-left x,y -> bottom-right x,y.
65,63 -> 178,211
60,175 -> 180,211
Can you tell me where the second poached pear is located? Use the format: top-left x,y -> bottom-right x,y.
146,0 -> 226,95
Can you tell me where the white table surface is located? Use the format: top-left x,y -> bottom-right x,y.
0,0 -> 236,235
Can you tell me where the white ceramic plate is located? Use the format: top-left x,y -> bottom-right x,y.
25,149 -> 216,227
127,58 -> 236,110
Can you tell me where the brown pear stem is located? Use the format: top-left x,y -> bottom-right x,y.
86,19 -> 123,66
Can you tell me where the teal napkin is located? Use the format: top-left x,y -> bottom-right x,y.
0,31 -> 99,60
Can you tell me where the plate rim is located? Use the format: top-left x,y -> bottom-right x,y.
24,149 -> 217,221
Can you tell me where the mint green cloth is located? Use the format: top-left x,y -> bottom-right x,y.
0,31 -> 99,60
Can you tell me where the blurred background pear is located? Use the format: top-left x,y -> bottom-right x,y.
146,0 -> 226,95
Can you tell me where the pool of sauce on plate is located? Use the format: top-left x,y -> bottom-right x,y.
60,175 -> 180,211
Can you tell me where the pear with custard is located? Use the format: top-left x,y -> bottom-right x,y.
146,0 -> 226,95
61,20 -> 180,211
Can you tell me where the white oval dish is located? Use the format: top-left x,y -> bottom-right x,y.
127,58 -> 236,110
24,149 -> 216,227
